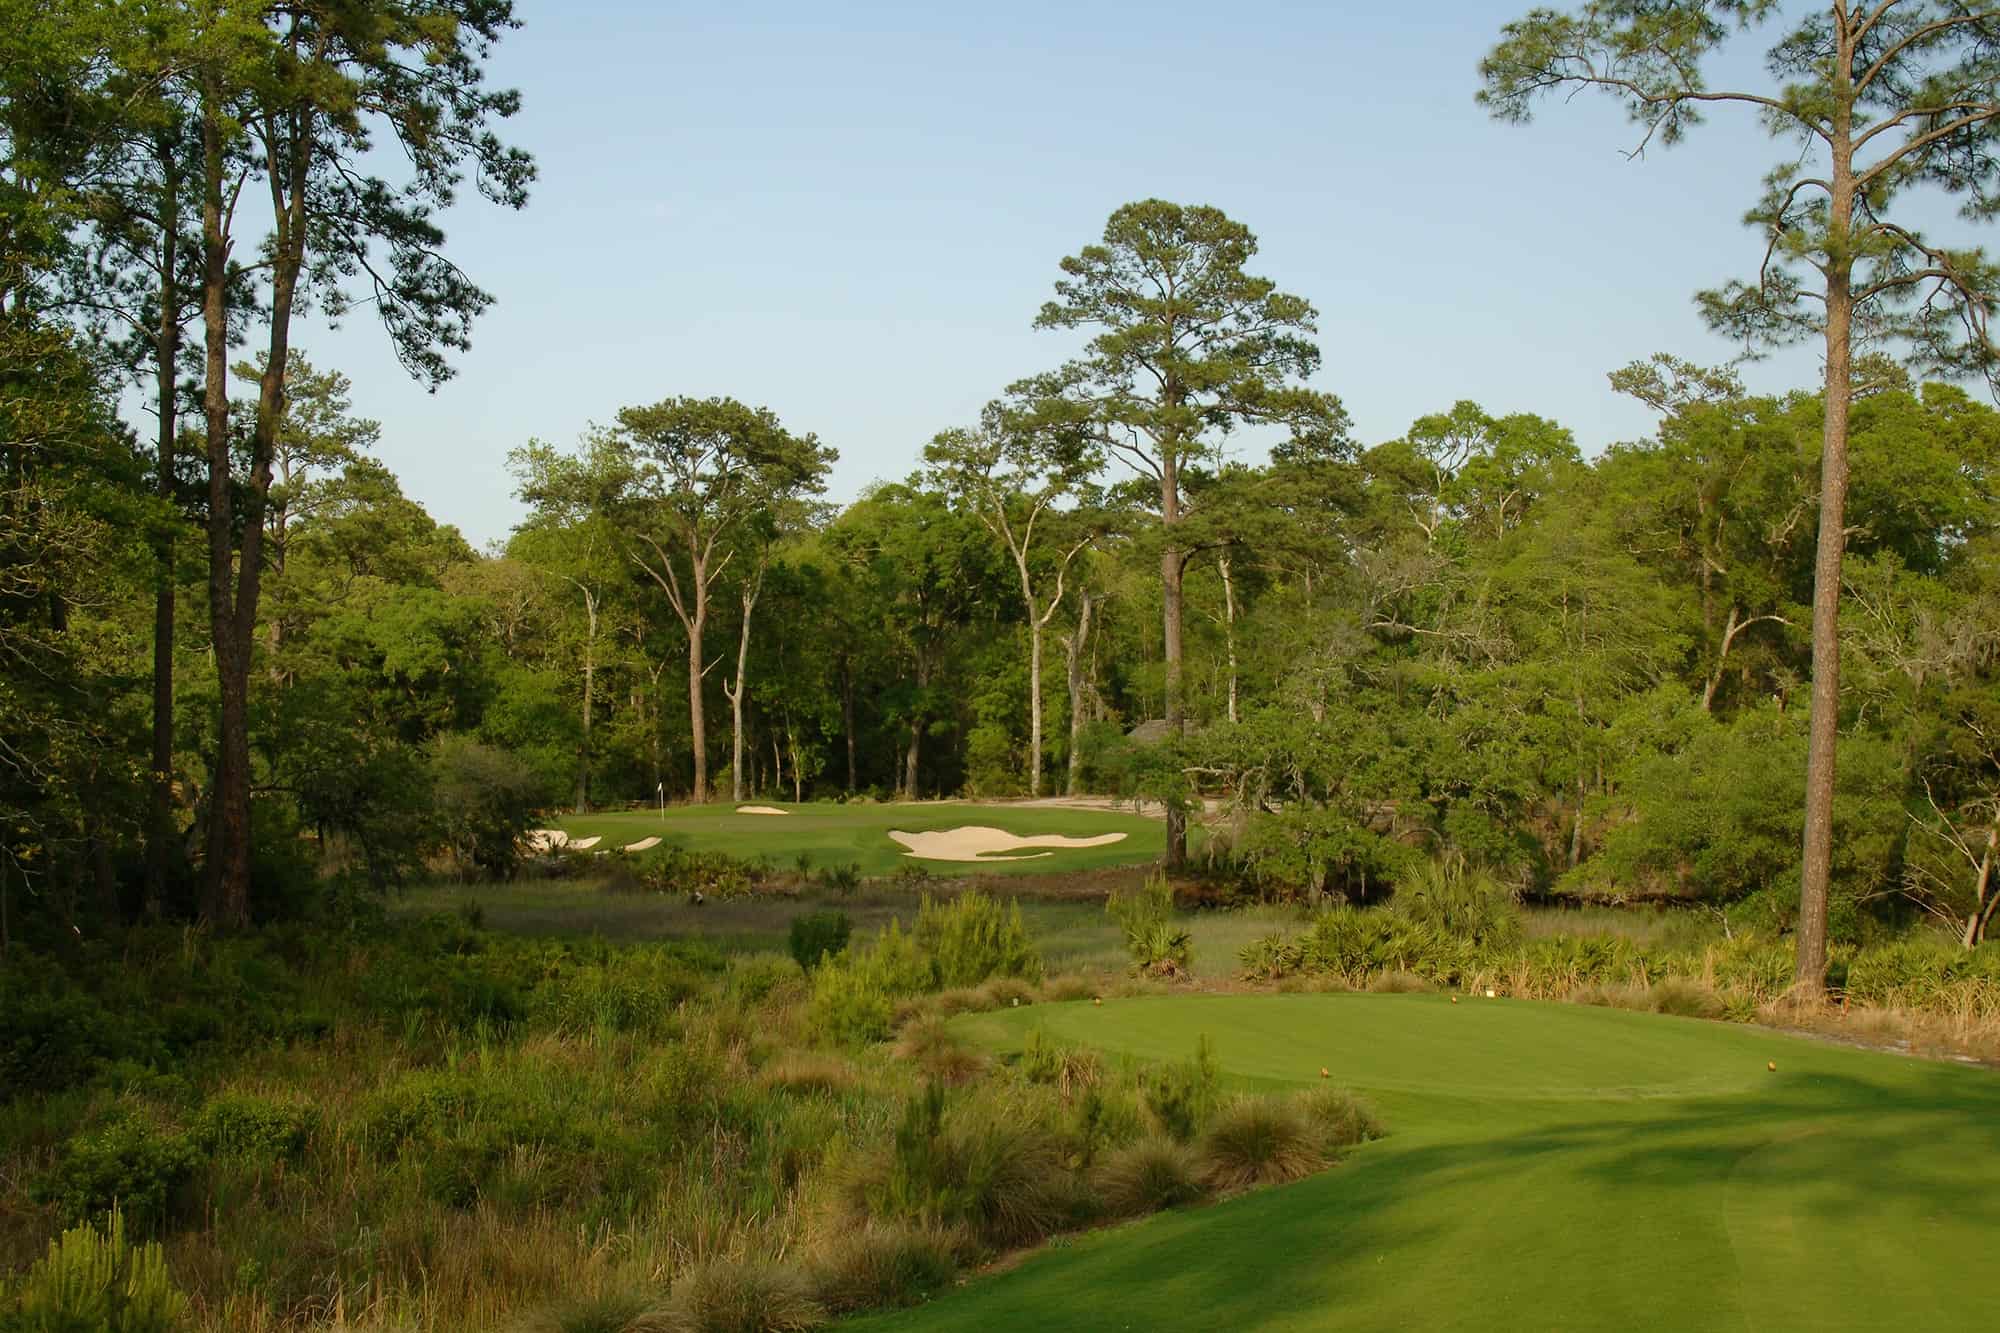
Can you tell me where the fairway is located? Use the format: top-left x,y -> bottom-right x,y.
858,995 -> 2000,1331
553,801 -> 1167,875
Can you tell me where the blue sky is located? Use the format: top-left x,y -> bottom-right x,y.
297,0 -> 1826,547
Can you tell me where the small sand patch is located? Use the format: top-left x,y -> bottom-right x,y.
737,805 -> 789,815
623,836 -> 662,852
888,826 -> 1128,863
525,829 -> 569,853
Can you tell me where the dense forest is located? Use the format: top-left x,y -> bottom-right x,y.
4,4 -> 1999,957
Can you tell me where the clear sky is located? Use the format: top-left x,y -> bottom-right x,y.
296,0 -> 1827,548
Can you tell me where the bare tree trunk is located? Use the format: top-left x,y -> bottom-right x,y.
1964,822 -> 1998,951
686,613 -> 709,803
1063,587 -> 1095,797
841,660 -> 857,794
1795,108 -> 1856,996
573,588 -> 597,813
1219,554 -> 1239,725
723,574 -> 762,803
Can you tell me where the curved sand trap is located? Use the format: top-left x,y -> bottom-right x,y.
568,836 -> 602,851
525,829 -> 570,853
623,836 -> 662,852
889,826 -> 1128,863
737,805 -> 789,815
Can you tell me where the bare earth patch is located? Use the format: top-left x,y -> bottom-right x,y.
889,826 -> 1129,862
737,805 -> 789,815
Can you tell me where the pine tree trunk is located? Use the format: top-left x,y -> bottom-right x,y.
146,170 -> 180,918
1160,450 -> 1187,867
1219,554 -> 1239,725
1795,95 -> 1857,997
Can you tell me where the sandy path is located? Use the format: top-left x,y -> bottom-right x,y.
888,826 -> 1128,862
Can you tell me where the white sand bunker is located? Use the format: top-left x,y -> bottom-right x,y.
623,836 -> 661,852
568,836 -> 602,851
525,829 -> 569,852
737,805 -> 789,816
888,826 -> 1128,863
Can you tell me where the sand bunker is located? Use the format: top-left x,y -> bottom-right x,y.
737,805 -> 789,815
524,829 -> 569,853
568,836 -> 602,851
623,836 -> 662,853
888,826 -> 1128,862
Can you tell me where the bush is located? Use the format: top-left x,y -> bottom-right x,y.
810,922 -> 935,1046
2,1207 -> 191,1332
1649,978 -> 1725,1020
540,949 -> 708,1036
1107,873 -> 1192,976
1090,1136 -> 1208,1217
758,1053 -> 860,1098
1018,1029 -> 1102,1104
1292,1087 -> 1384,1154
509,1289 -> 659,1333
816,862 -> 862,896
807,1224 -> 959,1314
192,1092 -> 318,1163
1195,1097 -> 1325,1190
652,1258 -> 826,1333
789,911 -> 852,973
915,893 -> 1044,988
33,1119 -> 200,1235
1392,857 -> 1521,948
1140,1036 -> 1220,1142
894,1015 -> 990,1086
430,734 -> 546,879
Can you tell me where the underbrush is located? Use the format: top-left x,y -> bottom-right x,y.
1239,900 -> 2000,1052
0,900 -> 1381,1331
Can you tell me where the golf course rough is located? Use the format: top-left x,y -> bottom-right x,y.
854,994 -> 2000,1331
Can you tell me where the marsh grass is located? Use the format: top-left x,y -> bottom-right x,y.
1195,1097 -> 1325,1191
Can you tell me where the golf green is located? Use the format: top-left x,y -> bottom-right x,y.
552,802 -> 1166,875
857,994 -> 2000,1330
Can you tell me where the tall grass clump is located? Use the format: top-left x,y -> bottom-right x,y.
1090,1136 -> 1208,1216
807,1223 -> 960,1314
652,1258 -> 826,1332
1292,1086 -> 1385,1155
1195,1096 -> 1325,1191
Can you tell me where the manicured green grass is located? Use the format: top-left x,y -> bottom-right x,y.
551,801 -> 1167,875
856,994 -> 2000,1331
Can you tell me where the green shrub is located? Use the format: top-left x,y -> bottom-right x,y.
816,862 -> 862,896
789,911 -> 852,973
807,1224 -> 959,1314
1392,857 -> 1522,948
1107,873 -> 1192,976
1140,1036 -> 1220,1142
655,1258 -> 826,1333
1195,1096 -> 1325,1190
0,960 -> 141,1099
431,734 -> 546,879
811,921 -> 934,1046
192,1092 -> 317,1163
894,1015 -> 990,1085
540,949 -> 706,1036
33,1119 -> 199,1235
1292,1086 -> 1384,1154
3,1207 -> 191,1332
915,893 -> 1044,988
1090,1136 -> 1208,1217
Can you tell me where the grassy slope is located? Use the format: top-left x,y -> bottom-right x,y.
552,802 -> 1167,875
858,994 -> 2000,1331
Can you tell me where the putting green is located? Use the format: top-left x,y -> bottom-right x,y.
552,802 -> 1166,876
857,994 -> 2000,1331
